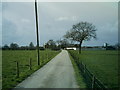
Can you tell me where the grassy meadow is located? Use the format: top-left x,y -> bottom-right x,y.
69,50 -> 118,88
2,50 -> 60,88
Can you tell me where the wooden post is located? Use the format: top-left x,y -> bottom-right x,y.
16,61 -> 19,78
46,53 -> 48,61
92,76 -> 95,89
42,52 -> 45,64
84,64 -> 86,73
47,53 -> 49,60
29,58 -> 32,70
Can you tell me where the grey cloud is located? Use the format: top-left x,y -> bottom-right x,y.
2,2 -> 118,46
2,18 -> 19,45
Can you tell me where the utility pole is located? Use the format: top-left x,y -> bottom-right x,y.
35,0 -> 40,65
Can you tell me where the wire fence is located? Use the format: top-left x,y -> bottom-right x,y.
70,53 -> 107,89
14,53 -> 51,78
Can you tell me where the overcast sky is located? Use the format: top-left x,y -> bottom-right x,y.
1,2 -> 118,46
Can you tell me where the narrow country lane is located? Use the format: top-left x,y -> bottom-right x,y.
15,50 -> 79,88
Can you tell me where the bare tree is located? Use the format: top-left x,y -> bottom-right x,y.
64,21 -> 97,54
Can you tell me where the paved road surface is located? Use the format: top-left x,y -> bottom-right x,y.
15,50 -> 79,88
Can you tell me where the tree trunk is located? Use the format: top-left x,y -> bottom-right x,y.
79,41 -> 82,54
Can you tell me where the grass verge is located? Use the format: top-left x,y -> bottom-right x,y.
68,52 -> 87,88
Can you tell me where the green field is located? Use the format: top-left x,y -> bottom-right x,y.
69,50 -> 118,88
2,50 -> 60,88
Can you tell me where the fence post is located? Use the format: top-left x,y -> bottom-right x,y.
47,53 -> 49,60
29,58 -> 32,70
47,53 -> 48,61
92,75 -> 95,89
43,53 -> 45,64
81,62 -> 83,72
84,64 -> 86,73
16,61 -> 19,78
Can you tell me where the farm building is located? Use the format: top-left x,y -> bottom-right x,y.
65,47 -> 77,50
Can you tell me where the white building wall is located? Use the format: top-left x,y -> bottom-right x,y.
66,47 -> 77,50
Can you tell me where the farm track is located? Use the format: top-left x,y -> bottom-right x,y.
15,50 -> 78,88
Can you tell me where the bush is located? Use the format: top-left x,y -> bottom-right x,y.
51,47 -> 60,51
39,47 -> 45,50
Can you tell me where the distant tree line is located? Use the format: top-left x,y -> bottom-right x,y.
2,38 -> 74,50
44,39 -> 71,50
2,40 -> 119,51
2,41 -> 119,51
2,39 -> 72,50
2,42 -> 37,50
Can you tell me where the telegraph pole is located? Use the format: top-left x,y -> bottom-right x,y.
35,0 -> 40,65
